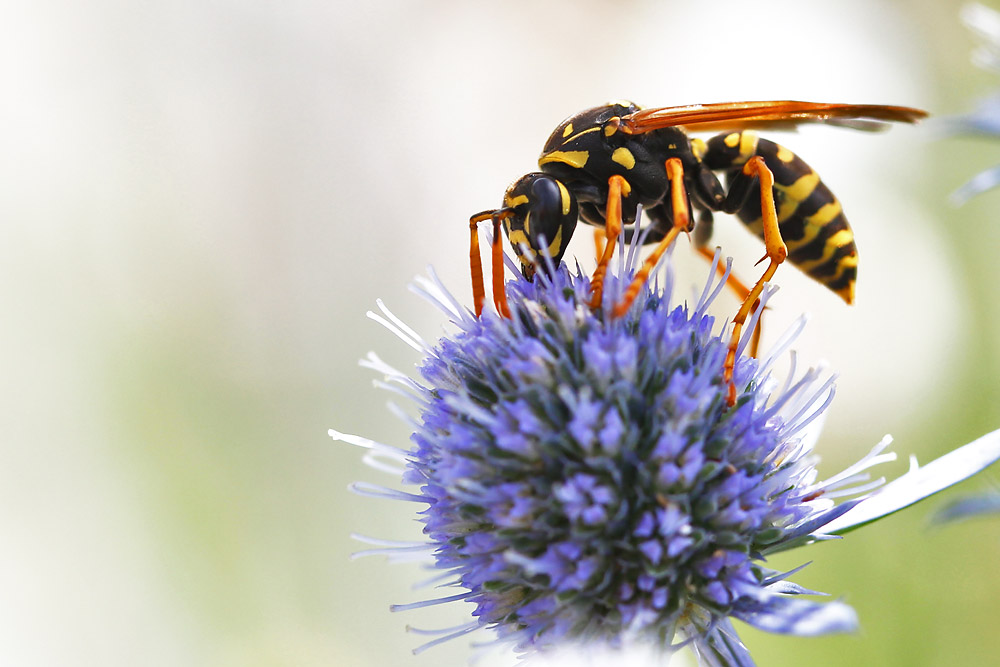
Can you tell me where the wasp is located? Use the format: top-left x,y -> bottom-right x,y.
469,100 -> 927,404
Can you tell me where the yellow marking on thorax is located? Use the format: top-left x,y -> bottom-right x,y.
556,180 -> 572,215
691,138 -> 707,160
774,171 -> 820,202
776,145 -> 795,162
562,126 -> 600,144
539,150 -> 590,168
562,123 -> 574,138
504,193 -> 530,208
738,131 -> 759,163
723,132 -> 740,148
611,147 -> 636,169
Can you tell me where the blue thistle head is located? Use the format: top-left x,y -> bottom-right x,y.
335,246 -> 907,664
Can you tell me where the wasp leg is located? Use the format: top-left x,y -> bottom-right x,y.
468,210 -> 512,318
589,175 -> 631,309
468,212 -> 491,317
491,215 -> 511,318
611,158 -> 691,318
695,246 -> 764,358
594,227 -> 606,260
724,156 -> 786,406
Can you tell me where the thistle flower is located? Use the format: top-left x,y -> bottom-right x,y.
335,237 -> 1000,665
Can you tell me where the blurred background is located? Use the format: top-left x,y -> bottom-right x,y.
3,0 -> 999,664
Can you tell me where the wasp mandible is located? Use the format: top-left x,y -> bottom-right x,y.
469,100 -> 927,404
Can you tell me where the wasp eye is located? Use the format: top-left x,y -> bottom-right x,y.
530,176 -> 563,217
525,175 -> 576,272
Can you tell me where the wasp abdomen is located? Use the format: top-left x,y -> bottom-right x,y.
702,131 -> 857,303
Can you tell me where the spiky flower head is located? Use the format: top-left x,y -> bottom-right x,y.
337,240 -> 898,664
336,239 -> 1000,664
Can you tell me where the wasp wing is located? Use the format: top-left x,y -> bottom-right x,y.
622,101 -> 927,134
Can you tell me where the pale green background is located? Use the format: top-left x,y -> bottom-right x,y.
3,0 -> 1000,665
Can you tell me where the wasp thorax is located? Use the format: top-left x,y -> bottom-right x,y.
501,173 -> 578,279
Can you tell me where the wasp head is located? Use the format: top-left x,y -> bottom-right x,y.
500,173 -> 578,280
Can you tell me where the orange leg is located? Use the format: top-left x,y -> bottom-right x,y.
594,227 -> 606,261
724,156 -> 787,406
491,216 -> 511,318
468,212 -> 490,317
468,210 -> 512,318
612,158 -> 690,318
695,246 -> 764,359
589,175 -> 631,308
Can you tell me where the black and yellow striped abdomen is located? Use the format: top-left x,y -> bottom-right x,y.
701,131 -> 857,303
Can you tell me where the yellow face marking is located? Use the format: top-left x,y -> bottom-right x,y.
562,123 -> 574,138
504,193 -> 530,208
556,180 -> 572,215
723,132 -> 740,148
508,229 -> 531,253
604,124 -> 617,137
546,226 -> 564,257
776,145 -> 795,163
738,131 -> 759,162
774,172 -> 820,202
691,138 -> 707,160
561,126 -> 601,145
539,150 -> 589,168
611,147 -> 636,170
